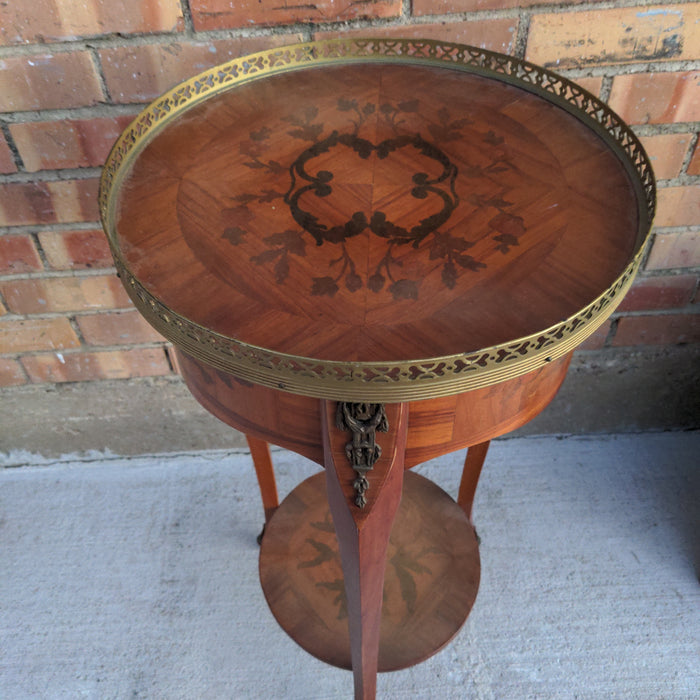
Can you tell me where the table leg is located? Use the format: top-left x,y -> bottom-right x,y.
245,435 -> 279,542
457,440 -> 490,524
322,401 -> 408,700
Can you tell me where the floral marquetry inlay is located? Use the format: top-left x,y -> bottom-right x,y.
102,39 -> 655,400
226,101 -> 505,301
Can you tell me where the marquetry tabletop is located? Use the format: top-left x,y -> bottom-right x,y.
100,40 -> 654,400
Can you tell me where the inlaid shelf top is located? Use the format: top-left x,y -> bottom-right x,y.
100,39 -> 655,400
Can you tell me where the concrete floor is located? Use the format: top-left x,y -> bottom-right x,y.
1,432 -> 698,699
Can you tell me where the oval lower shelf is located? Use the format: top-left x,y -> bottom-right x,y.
259,470 -> 480,671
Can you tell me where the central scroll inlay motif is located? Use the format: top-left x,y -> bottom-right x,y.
285,132 -> 459,247
212,98 -> 529,301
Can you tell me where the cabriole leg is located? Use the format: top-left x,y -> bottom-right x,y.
457,440 -> 490,524
322,401 -> 408,700
245,435 -> 280,543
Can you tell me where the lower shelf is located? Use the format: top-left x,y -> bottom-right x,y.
259,470 -> 480,671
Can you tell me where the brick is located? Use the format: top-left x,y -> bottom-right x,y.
38,229 -> 113,270
0,235 -> 43,274
22,347 -> 171,383
646,230 -> 700,270
190,0 -> 401,31
0,275 -> 131,314
570,76 -> 604,98
613,313 -> 700,346
0,357 -> 26,386
10,116 -> 134,172
608,71 -> 700,125
0,52 -> 104,112
77,310 -> 164,346
0,133 -> 17,174
687,141 -> 700,176
0,179 -> 100,227
314,18 -> 519,55
0,318 -> 80,354
577,320 -> 610,350
413,0 -> 581,13
639,133 -> 693,180
617,274 -> 697,312
654,186 -> 700,228
100,35 -> 304,104
527,4 -> 700,70
0,0 -> 183,45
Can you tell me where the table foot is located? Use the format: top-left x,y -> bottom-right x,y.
259,470 -> 480,672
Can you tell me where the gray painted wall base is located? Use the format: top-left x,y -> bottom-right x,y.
2,346 -> 698,464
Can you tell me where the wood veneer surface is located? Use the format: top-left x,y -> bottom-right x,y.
116,63 -> 639,362
176,349 -> 571,466
259,470 -> 480,671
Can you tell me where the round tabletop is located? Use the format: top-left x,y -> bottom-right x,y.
100,39 -> 655,400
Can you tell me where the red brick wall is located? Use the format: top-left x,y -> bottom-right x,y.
0,0 -> 698,387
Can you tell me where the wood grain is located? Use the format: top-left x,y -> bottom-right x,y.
244,434 -> 279,522
259,470 -> 480,673
115,63 -> 639,363
458,440 -> 490,522
322,401 -> 407,698
176,349 -> 571,466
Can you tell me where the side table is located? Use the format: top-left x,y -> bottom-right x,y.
100,39 -> 655,699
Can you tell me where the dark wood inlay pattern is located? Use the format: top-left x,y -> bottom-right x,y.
115,63 -> 639,363
259,470 -> 480,671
